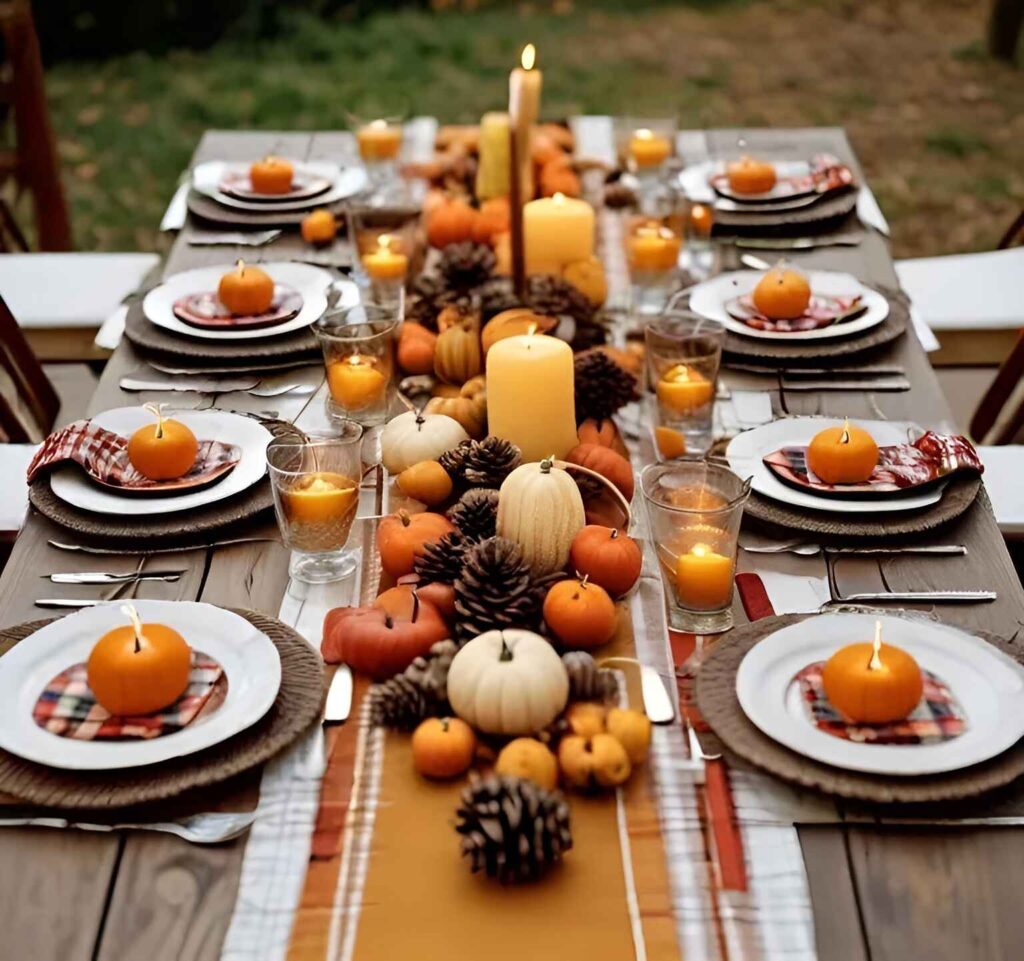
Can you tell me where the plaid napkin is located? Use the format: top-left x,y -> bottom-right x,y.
33,651 -> 224,740
26,419 -> 239,488
795,661 -> 966,745
732,292 -> 863,332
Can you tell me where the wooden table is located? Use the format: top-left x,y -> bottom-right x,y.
1,127 -> 1023,961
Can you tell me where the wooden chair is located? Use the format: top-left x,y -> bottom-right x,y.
0,292 -> 59,443
0,0 -> 72,251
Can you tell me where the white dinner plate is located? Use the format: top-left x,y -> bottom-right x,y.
736,612 -> 1024,776
143,262 -> 336,342
0,600 -> 281,770
725,417 -> 943,514
49,407 -> 272,516
192,161 -> 367,212
690,270 -> 889,342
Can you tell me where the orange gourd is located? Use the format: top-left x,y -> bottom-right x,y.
397,460 -> 453,506
495,737 -> 559,790
654,425 -> 687,460
543,575 -> 618,649
471,197 -> 511,245
218,260 -> 275,315
565,702 -> 607,738
752,265 -> 811,320
127,403 -> 198,481
426,197 -> 478,248
539,160 -> 581,198
725,156 -> 776,195
322,592 -> 449,679
568,525 -> 642,598
412,717 -> 477,779
396,322 -> 437,375
531,130 -> 565,167
558,732 -> 632,789
822,635 -> 923,724
249,155 -> 294,194
480,310 -> 556,354
376,509 -> 455,579
396,574 -> 457,621
86,606 -> 191,716
434,317 -> 483,385
301,209 -> 338,246
565,443 -> 635,502
806,419 -> 879,484
424,375 -> 487,438
562,256 -> 607,307
576,418 -> 630,460
606,708 -> 651,764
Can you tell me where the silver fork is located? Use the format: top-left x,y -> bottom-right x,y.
741,542 -> 968,558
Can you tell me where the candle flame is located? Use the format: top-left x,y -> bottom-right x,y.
666,364 -> 691,384
690,543 -> 711,558
635,127 -> 653,140
377,233 -> 393,252
868,620 -> 883,671
552,191 -> 566,204
346,353 -> 369,368
521,43 -> 536,70
368,118 -> 388,130
526,322 -> 538,337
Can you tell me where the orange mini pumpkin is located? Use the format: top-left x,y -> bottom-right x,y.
543,575 -> 618,649
426,197 -> 478,249
412,717 -> 477,779
397,460 -> 453,507
558,732 -> 632,789
218,260 -> 275,315
471,197 -> 511,245
806,419 -> 879,484
301,209 -> 338,246
376,509 -> 455,579
539,158 -> 582,198
87,605 -> 192,716
496,737 -> 559,790
249,155 -> 294,195
565,443 -> 636,502
576,418 -> 630,460
396,574 -> 457,621
562,256 -> 607,307
565,701 -> 607,738
481,309 -> 556,354
606,708 -> 651,764
127,403 -> 198,481
752,265 -> 811,320
569,525 -> 642,598
822,633 -> 923,724
396,322 -> 437,375
725,156 -> 776,195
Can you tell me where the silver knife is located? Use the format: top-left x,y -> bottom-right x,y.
48,537 -> 277,555
735,234 -> 863,250
640,664 -> 675,724
728,363 -> 906,377
36,598 -> 107,609
834,590 -> 997,604
324,665 -> 353,724
47,570 -> 185,585
779,377 -> 911,392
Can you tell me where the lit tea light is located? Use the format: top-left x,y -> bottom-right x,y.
362,234 -> 409,281
656,364 -> 713,415
674,542 -> 734,611
280,471 -> 359,552
821,620 -> 924,724
327,354 -> 387,412
357,119 -> 403,162
629,128 -> 671,169
627,223 -> 681,273
689,203 -> 713,237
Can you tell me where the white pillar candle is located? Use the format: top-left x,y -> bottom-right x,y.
523,192 -> 595,275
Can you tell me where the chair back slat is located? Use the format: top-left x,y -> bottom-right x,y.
0,294 -> 59,442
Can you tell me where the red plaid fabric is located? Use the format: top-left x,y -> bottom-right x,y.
734,293 -> 863,332
795,661 -> 966,745
33,651 -> 224,740
27,419 -> 239,489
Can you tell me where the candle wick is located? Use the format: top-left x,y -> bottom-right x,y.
867,620 -> 883,671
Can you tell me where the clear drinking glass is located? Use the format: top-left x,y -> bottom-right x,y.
314,304 -> 399,426
641,461 -> 751,634
644,311 -> 725,455
267,423 -> 364,584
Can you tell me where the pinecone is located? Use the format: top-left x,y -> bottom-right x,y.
562,651 -> 619,702
527,274 -> 595,325
407,274 -> 472,330
454,537 -> 548,640
447,488 -> 499,542
478,277 -> 523,320
603,181 -> 638,209
404,639 -> 459,705
414,531 -> 468,586
456,773 -> 572,884
439,439 -> 474,479
573,348 -> 639,423
438,241 -> 497,293
536,714 -> 571,749
370,674 -> 434,730
462,437 -> 522,488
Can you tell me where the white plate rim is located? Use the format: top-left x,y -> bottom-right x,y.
725,416 -> 942,514
192,161 -> 367,212
49,407 -> 272,516
0,600 -> 281,770
735,612 -> 1024,776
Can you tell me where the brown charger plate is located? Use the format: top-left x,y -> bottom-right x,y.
711,185 -> 859,233
696,613 -> 1024,804
218,168 -> 332,203
0,609 -> 324,809
186,189 -> 346,228
172,284 -> 303,332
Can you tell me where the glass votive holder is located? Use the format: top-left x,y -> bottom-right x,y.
356,118 -> 404,185
267,423 -> 364,584
613,117 -> 677,176
644,311 -> 724,455
641,461 -> 751,634
346,200 -> 419,295
625,217 -> 683,316
683,196 -> 715,279
314,304 -> 399,427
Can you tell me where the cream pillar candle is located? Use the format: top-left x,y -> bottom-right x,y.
486,331 -> 578,463
476,111 -> 512,201
523,192 -> 595,275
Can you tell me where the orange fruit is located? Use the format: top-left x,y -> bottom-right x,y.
301,209 -> 338,246
726,156 -> 777,195
218,260 -> 275,315
752,266 -> 811,320
249,156 -> 294,194
127,404 -> 198,480
806,421 -> 879,484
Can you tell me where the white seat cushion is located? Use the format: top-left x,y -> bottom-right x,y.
895,247 -> 1024,332
0,444 -> 38,533
0,253 -> 159,328
979,446 -> 1024,537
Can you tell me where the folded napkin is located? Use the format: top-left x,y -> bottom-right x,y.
27,419 -> 239,488
796,661 -> 965,745
730,292 -> 863,332
33,651 -> 224,740
710,152 -> 855,199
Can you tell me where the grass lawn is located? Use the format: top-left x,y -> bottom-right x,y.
40,0 -> 1024,257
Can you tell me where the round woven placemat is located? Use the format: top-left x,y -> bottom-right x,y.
696,613 -> 1024,803
713,187 -> 858,232
745,473 -> 981,539
0,609 -> 324,809
187,189 -> 347,228
721,285 -> 909,365
124,301 -> 320,366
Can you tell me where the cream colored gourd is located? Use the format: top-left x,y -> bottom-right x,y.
497,457 -> 585,576
381,411 -> 469,475
446,629 -> 569,735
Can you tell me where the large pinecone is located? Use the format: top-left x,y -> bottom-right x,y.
562,651 -> 619,702
477,277 -> 523,320
454,536 -> 549,640
527,274 -> 595,325
462,437 -> 522,488
438,241 -> 497,293
456,773 -> 572,884
414,531 -> 468,586
406,275 -> 469,330
403,639 -> 459,705
370,674 -> 434,730
447,488 -> 499,543
439,438 -> 474,479
574,348 -> 639,423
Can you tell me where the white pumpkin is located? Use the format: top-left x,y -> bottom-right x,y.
497,457 -> 585,576
447,629 -> 569,735
381,410 -> 469,475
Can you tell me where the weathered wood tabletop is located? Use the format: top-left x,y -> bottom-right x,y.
0,127 -> 1022,961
